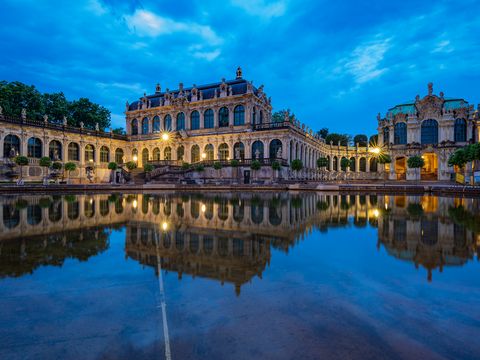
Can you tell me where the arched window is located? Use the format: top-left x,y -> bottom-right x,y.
233,142 -> 245,160
234,105 -> 245,126
153,147 -> 160,161
177,145 -> 184,161
269,139 -> 282,159
115,148 -> 124,163
100,146 -> 109,163
142,117 -> 149,134
349,157 -> 355,171
219,107 -> 229,127
333,156 -> 338,171
164,146 -> 171,160
370,157 -> 378,172
421,119 -> 438,145
3,204 -> 20,229
131,119 -> 138,135
252,107 -> 257,124
359,157 -> 367,172
191,111 -> 200,130
84,199 -> 95,218
153,116 -> 160,133
27,137 -> 42,158
252,141 -> 264,159
191,145 -> 200,163
27,205 -> 42,225
204,109 -> 214,128
67,200 -> 80,220
85,144 -> 95,162
68,143 -> 79,161
164,115 -> 172,131
3,134 -> 20,157
204,144 -> 214,160
218,143 -> 229,160
383,127 -> 390,145
341,157 -> 348,171
394,123 -> 407,145
326,155 -> 331,170
251,200 -> 264,224
454,118 -> 467,142
142,148 -> 149,165
176,112 -> 185,130
49,140 -> 62,160
259,110 -> 264,124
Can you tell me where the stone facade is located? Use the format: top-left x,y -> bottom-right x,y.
377,83 -> 480,181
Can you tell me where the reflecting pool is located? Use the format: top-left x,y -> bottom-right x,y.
0,192 -> 479,360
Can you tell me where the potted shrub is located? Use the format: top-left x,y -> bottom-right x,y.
317,157 -> 328,180
14,156 -> 28,185
64,162 -> 77,184
271,160 -> 281,181
407,155 -> 425,182
39,156 -> 52,184
250,160 -> 261,182
291,159 -> 303,179
126,161 -> 137,170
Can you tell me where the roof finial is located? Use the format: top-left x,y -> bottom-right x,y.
236,66 -> 242,79
428,82 -> 433,96
155,83 -> 161,93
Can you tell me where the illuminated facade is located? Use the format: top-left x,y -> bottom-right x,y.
377,83 -> 480,181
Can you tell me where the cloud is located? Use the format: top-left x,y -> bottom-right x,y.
343,37 -> 391,84
125,9 -> 222,45
231,0 -> 287,18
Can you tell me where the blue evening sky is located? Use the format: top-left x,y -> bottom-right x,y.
1,0 -> 479,135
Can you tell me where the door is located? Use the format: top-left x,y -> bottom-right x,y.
244,170 -> 250,184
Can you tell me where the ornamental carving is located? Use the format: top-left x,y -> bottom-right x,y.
392,113 -> 407,124
415,95 -> 444,120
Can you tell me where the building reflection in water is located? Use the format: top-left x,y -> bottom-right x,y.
0,193 -> 478,291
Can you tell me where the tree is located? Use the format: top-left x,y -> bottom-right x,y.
377,154 -> 392,164
43,92 -> 69,122
340,157 -> 350,171
353,134 -> 368,146
0,81 -> 44,119
272,109 -> 295,123
64,162 -> 77,183
195,164 -> 205,172
108,162 -> 118,171
213,161 -> 222,170
369,134 -> 379,146
68,97 -> 111,130
291,159 -> 303,172
112,127 -> 126,135
39,157 -> 52,184
407,155 -> 425,182
126,161 -> 137,170
325,133 -> 351,146
181,162 -> 191,170
317,128 -> 329,139
51,162 -> 63,171
271,160 -> 281,171
230,159 -> 239,167
14,155 -> 28,183
250,160 -> 261,171
448,148 -> 468,170
144,164 -> 154,173
317,157 -> 328,168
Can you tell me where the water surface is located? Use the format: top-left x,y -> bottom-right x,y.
0,192 -> 479,360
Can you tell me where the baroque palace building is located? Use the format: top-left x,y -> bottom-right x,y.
378,83 -> 480,181
0,70 -> 477,183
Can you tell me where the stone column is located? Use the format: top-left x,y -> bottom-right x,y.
186,112 -> 191,130
214,108 -> 219,128
229,106 -> 234,126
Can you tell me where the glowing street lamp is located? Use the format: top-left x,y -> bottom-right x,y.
133,155 -> 138,162
201,153 -> 206,160
161,132 -> 169,141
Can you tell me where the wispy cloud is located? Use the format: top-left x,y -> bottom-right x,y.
231,0 -> 287,18
125,9 -> 222,45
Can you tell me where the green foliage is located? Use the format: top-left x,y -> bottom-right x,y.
325,133 -> 351,146
448,206 -> 480,233
250,160 -> 261,171
369,134 -> 379,146
64,195 -> 77,203
230,159 -> 239,167
317,157 -> 328,168
448,148 -> 468,169
317,128 -> 329,139
195,164 -> 205,172
340,157 -> 350,171
39,197 -> 53,208
39,157 -> 52,168
14,155 -> 29,166
407,203 -> 424,218
271,109 -> 295,123
144,164 -> 154,173
407,155 -> 425,169
64,162 -> 77,172
107,162 -> 118,170
15,199 -> 28,209
291,197 -> 303,209
353,134 -> 368,146
0,81 -> 111,129
51,162 -> 62,170
111,127 -> 126,135
291,159 -> 303,171
108,194 -> 119,203
271,160 -> 281,171
213,161 -> 222,170
126,161 -> 137,170
377,154 -> 392,164
181,162 -> 191,170
316,200 -> 329,211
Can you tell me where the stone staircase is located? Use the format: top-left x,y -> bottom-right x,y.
129,168 -> 146,184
